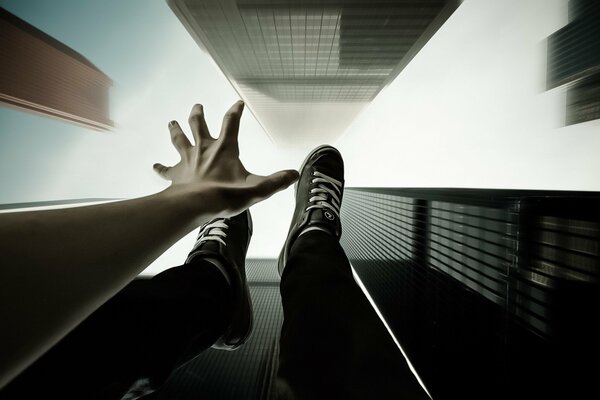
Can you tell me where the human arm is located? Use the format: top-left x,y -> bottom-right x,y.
0,101 -> 298,388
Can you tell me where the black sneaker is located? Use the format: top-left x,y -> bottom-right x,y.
186,210 -> 253,351
278,145 -> 345,276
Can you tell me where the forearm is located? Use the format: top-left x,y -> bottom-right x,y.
0,187 -> 207,388
0,99 -> 298,388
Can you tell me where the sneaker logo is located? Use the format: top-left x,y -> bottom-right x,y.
324,211 -> 335,221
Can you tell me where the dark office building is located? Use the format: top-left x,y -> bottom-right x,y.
340,188 -> 600,398
168,0 -> 460,146
547,0 -> 600,125
0,8 -> 112,130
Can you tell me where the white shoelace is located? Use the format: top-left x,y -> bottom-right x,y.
185,218 -> 231,283
191,219 -> 229,250
305,170 -> 343,219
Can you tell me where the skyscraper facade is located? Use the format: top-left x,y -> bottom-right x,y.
169,0 -> 459,146
0,8 -> 112,131
340,187 -> 600,398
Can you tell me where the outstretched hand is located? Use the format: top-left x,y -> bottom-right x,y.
0,100 -> 299,388
153,100 -> 299,218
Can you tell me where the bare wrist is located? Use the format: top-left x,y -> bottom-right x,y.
158,185 -> 212,229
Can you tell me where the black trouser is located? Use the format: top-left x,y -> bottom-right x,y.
1,231 -> 427,399
0,263 -> 233,399
277,230 -> 427,399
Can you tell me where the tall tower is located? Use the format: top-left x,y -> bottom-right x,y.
168,0 -> 459,146
0,8 -> 112,131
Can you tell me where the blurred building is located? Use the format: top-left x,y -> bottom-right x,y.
547,0 -> 600,125
168,0 -> 460,146
0,8 -> 112,130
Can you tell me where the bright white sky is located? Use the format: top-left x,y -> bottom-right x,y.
1,0 -> 598,275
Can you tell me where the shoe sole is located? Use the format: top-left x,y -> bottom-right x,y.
278,144 -> 343,276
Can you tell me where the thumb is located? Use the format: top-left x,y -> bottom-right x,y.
153,163 -> 172,180
249,169 -> 299,200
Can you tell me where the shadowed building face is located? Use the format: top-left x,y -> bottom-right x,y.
168,0 -> 460,147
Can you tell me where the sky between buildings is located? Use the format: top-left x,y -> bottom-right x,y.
1,0 -> 598,274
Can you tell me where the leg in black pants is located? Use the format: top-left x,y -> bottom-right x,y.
0,261 -> 232,399
277,230 -> 429,400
